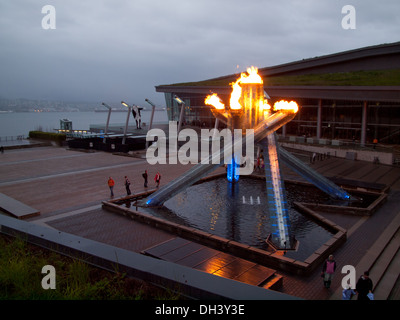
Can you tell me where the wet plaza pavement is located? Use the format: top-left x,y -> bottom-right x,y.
1,144 -> 399,300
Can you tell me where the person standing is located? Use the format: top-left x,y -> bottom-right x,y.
322,254 -> 337,288
142,170 -> 148,188
124,176 -> 131,195
356,271 -> 373,300
107,177 -> 115,197
154,172 -> 161,188
132,106 -> 143,129
373,138 -> 378,149
312,152 -> 316,164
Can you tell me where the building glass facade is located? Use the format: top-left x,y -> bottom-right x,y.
163,92 -> 400,145
164,92 -> 229,128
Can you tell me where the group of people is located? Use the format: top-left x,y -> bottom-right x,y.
322,255 -> 374,300
107,170 -> 161,198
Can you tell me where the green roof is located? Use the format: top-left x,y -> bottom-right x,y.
164,69 -> 400,87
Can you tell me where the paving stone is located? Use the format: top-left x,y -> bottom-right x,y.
1,146 -> 400,299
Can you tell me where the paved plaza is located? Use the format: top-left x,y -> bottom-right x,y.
0,143 -> 399,300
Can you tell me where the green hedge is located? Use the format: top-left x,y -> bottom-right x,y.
29,131 -> 66,143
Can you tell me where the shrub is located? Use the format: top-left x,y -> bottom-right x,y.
29,131 -> 66,144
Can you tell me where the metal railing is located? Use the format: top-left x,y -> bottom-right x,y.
0,135 -> 26,142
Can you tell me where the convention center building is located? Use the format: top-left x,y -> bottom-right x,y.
155,42 -> 400,146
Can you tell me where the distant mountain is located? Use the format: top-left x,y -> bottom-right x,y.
0,97 -> 101,112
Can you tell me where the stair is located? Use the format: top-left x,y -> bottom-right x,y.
355,213 -> 400,300
371,229 -> 400,300
261,274 -> 284,290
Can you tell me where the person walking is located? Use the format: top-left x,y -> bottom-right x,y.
356,271 -> 373,300
142,170 -> 148,188
107,177 -> 115,197
322,254 -> 336,288
154,172 -> 161,188
124,176 -> 131,195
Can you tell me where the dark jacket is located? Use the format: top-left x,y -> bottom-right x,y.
356,276 -> 373,299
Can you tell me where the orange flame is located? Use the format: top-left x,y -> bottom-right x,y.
238,66 -> 263,84
204,67 -> 298,115
263,101 -> 271,110
229,66 -> 263,110
273,100 -> 299,113
205,93 -> 225,110
229,80 -> 242,110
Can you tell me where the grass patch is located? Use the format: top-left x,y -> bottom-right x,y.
0,234 -> 181,300
264,69 -> 400,86
163,69 -> 400,87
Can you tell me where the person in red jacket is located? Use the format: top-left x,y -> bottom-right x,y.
154,172 -> 161,188
107,177 -> 115,197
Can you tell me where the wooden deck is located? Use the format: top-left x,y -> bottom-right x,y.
142,237 -> 283,290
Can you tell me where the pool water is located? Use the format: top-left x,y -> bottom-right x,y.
140,177 -> 336,261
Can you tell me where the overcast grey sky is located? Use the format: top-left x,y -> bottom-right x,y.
0,0 -> 399,107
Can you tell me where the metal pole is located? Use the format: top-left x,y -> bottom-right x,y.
145,99 -> 156,131
102,103 -> 112,143
173,95 -> 186,133
177,102 -> 185,133
123,106 -> 131,144
361,101 -> 367,146
212,118 -> 219,140
317,99 -> 322,139
145,99 -> 156,148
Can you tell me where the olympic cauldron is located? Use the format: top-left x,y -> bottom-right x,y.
144,67 -> 299,250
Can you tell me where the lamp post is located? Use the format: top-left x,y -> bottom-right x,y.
145,99 -> 156,132
101,102 -> 112,143
145,98 -> 157,149
174,95 -> 185,133
121,101 -> 132,144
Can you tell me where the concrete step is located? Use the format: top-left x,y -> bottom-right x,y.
355,212 -> 400,277
373,245 -> 400,300
374,248 -> 400,300
343,211 -> 400,300
370,228 -> 400,293
388,268 -> 400,300
261,274 -> 284,291
0,193 -> 40,219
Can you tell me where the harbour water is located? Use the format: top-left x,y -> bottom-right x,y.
0,110 -> 168,138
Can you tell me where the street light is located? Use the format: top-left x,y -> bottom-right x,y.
174,95 -> 184,104
145,98 -> 156,132
145,98 -> 157,149
101,102 -> 112,143
121,101 -> 132,144
174,95 -> 185,133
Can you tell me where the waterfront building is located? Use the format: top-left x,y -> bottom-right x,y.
156,42 -> 400,145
